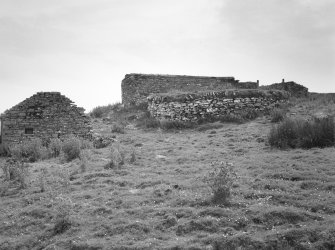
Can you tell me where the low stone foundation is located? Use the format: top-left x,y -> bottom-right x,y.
148,89 -> 290,121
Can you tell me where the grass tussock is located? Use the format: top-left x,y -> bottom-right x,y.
270,108 -> 286,123
268,116 -> 335,149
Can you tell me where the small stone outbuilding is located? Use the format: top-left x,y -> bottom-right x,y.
0,92 -> 91,145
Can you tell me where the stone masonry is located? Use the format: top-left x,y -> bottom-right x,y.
0,92 -> 91,144
121,73 -> 259,106
148,89 -> 290,121
260,80 -> 308,97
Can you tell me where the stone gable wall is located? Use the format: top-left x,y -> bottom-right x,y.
0,92 -> 91,144
122,73 -> 259,106
148,89 -> 290,121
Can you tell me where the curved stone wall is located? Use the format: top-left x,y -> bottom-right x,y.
148,89 -> 290,121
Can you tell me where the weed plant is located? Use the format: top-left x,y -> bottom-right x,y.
0,144 -> 10,157
1,161 -> 10,180
111,123 -> 125,134
4,160 -> 30,189
79,139 -> 93,149
79,151 -> 88,173
0,181 -> 10,196
53,195 -> 74,235
203,161 -> 237,204
10,138 -> 46,162
217,114 -> 245,124
48,138 -> 62,157
38,168 -> 47,192
129,147 -> 136,164
159,119 -> 195,130
269,116 -> 335,149
136,111 -> 160,128
62,136 -> 81,161
105,144 -> 125,169
238,108 -> 261,120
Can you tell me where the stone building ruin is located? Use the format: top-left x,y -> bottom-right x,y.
121,73 -> 259,107
0,92 -> 91,145
260,79 -> 308,97
121,73 -> 304,122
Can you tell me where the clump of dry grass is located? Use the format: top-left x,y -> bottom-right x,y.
269,116 -> 335,149
270,108 -> 286,123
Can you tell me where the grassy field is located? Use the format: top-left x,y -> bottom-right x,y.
1,96 -> 335,249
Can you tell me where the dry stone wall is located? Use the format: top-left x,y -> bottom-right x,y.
122,73 -> 259,106
148,89 -> 290,121
1,92 -> 91,144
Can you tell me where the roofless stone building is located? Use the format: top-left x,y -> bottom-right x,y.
121,73 -> 259,106
260,79 -> 308,98
0,92 -> 91,145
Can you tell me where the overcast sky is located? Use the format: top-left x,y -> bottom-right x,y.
0,0 -> 334,113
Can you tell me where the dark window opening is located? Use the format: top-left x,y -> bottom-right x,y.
25,128 -> 34,134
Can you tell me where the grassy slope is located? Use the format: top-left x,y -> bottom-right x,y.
1,98 -> 335,249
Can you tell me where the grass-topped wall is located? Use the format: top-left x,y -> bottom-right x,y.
148,89 -> 290,121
